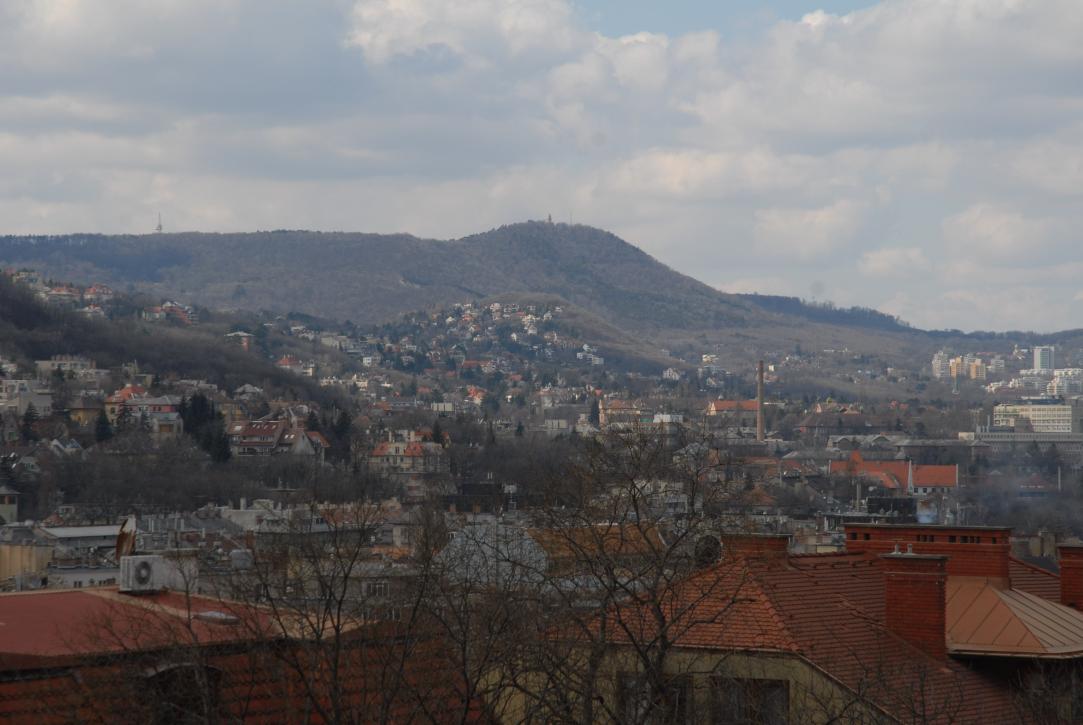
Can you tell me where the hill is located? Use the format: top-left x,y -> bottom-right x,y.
0,277 -> 330,400
0,222 -> 947,363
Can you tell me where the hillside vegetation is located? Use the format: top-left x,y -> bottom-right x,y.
0,221 -> 1008,363
0,277 -> 328,400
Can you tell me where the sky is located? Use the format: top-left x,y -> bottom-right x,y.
2,1 -> 1082,332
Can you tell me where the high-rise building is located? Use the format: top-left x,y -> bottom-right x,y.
931,351 -> 951,379
1034,346 -> 1055,372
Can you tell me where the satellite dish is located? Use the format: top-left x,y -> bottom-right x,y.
115,515 -> 137,560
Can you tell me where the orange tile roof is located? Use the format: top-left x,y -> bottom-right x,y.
597,548 -> 1018,723
829,452 -> 957,488
707,399 -> 759,413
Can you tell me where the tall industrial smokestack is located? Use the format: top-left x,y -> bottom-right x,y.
756,360 -> 766,442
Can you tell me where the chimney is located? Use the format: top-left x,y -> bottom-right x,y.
1059,544 -> 1083,610
724,533 -> 790,567
756,360 -> 766,442
882,551 -> 947,659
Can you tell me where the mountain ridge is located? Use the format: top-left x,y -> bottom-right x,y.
0,221 -> 1004,362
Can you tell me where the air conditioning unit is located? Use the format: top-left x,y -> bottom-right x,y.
120,554 -> 165,593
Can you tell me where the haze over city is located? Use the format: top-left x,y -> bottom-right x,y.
3,1 -> 1082,330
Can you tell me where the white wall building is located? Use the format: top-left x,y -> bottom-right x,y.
1034,346 -> 1055,372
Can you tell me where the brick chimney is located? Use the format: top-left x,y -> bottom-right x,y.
1059,544 -> 1083,610
882,550 -> 947,659
724,533 -> 790,567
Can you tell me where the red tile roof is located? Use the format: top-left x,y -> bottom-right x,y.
829,452 -> 957,488
598,544 -> 1019,723
707,399 -> 759,413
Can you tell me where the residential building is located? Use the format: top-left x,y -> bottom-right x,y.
1035,345 -> 1055,372
499,526 -> 1083,724
930,350 -> 951,379
993,398 -> 1083,434
0,380 -> 52,417
828,451 -> 958,496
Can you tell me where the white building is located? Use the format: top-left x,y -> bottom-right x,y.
993,398 -> 1080,434
931,351 -> 951,379
1034,346 -> 1055,373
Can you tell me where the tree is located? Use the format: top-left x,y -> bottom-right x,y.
20,403 -> 39,443
588,398 -> 600,426
94,409 -> 113,443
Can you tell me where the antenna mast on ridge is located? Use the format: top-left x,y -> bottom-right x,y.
155,213 -> 163,234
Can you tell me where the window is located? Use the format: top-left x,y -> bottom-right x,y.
618,673 -> 692,724
364,580 -> 390,598
712,677 -> 789,725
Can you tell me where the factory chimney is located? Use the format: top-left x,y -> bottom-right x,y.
756,360 -> 766,442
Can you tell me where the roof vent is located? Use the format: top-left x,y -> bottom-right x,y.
892,543 -> 900,554
906,543 -> 914,555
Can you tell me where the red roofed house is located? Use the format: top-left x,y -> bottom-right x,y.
0,587 -> 488,723
705,399 -> 760,429
829,451 -> 958,495
500,525 -> 1083,723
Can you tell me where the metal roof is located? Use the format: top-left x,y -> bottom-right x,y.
948,578 -> 1083,658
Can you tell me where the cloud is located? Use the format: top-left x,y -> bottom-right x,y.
1,0 -> 1083,330
858,247 -> 930,277
754,200 -> 865,259
941,203 -> 1052,262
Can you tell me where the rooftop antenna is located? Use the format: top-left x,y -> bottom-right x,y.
155,212 -> 163,234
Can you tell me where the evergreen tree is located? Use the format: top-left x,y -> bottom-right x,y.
306,410 -> 322,432
94,409 -> 114,443
209,426 -> 232,463
115,404 -> 134,433
515,421 -> 525,437
589,399 -> 600,426
431,418 -> 444,446
332,410 -> 351,440
20,404 -> 39,443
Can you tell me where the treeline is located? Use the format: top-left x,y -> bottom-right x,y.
743,293 -> 912,331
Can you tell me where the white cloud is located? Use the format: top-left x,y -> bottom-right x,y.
754,200 -> 865,259
858,247 -> 929,277
1,0 -> 1083,330
941,203 -> 1052,262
